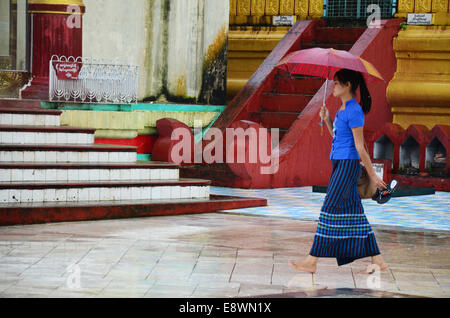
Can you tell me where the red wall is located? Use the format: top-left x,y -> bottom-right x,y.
95,135 -> 157,155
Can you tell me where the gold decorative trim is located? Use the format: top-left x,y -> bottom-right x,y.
309,0 -> 323,18
398,0 -> 415,13
0,71 -> 30,98
432,0 -> 449,12
415,0 -> 432,12
29,0 -> 84,6
230,0 -> 237,15
229,0 -> 322,22
266,0 -> 280,15
237,0 -> 251,16
280,0 -> 295,15
295,0 -> 309,18
252,0 -> 266,16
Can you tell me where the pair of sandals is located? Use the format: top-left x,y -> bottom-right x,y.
372,179 -> 398,205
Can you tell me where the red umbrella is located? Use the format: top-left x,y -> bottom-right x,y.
275,48 -> 384,128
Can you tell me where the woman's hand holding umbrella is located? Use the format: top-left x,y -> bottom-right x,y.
319,105 -> 330,136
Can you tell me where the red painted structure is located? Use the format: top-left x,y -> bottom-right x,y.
152,118 -> 195,165
368,124 -> 449,191
95,135 -> 158,156
390,174 -> 449,192
22,2 -> 85,100
0,99 -> 43,109
370,123 -> 406,171
403,124 -> 431,173
429,125 -> 450,175
0,194 -> 267,226
154,19 -> 404,188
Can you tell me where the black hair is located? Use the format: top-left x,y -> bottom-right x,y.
334,69 -> 372,114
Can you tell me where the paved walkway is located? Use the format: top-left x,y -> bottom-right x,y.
212,186 -> 450,232
0,212 -> 449,298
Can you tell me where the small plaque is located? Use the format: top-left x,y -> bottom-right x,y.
273,16 -> 295,26
407,13 -> 432,25
54,62 -> 81,81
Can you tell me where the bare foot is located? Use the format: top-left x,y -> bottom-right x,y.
288,260 -> 317,274
357,262 -> 389,274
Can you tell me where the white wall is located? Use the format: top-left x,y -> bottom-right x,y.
82,0 -> 229,103
82,0 -> 149,98
165,0 -> 229,102
0,0 -> 10,56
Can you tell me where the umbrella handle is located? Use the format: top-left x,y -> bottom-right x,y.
319,78 -> 329,136
319,103 -> 326,126
319,79 -> 328,127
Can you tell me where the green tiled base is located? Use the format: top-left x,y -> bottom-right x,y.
137,154 -> 152,161
41,102 -> 226,113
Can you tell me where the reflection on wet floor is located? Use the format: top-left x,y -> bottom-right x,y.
373,229 -> 450,247
256,288 -> 425,298
0,213 -> 448,298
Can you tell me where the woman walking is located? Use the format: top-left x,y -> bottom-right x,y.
289,69 -> 388,274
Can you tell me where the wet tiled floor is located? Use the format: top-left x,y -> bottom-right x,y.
0,212 -> 449,298
212,186 -> 450,232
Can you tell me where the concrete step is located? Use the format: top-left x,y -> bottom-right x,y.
0,194 -> 268,226
0,100 -> 43,109
0,162 -> 180,182
0,178 -> 211,203
314,27 -> 366,44
0,125 -> 95,145
260,92 -> 313,112
300,43 -> 354,51
0,108 -> 61,126
248,111 -> 300,130
0,144 -> 137,163
273,76 -> 324,95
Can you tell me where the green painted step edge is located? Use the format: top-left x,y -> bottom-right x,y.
194,111 -> 222,143
41,102 -> 226,113
137,154 -> 152,161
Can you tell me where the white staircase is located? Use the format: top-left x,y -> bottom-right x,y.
0,107 -> 211,204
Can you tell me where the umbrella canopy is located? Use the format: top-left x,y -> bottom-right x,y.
275,48 -> 384,133
275,48 -> 384,82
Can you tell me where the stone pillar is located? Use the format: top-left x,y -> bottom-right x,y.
387,0 -> 450,129
396,0 -> 450,24
22,0 -> 85,100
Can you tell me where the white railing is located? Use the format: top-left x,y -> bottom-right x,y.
49,55 -> 139,104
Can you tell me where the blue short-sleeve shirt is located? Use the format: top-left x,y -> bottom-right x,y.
330,98 -> 365,160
